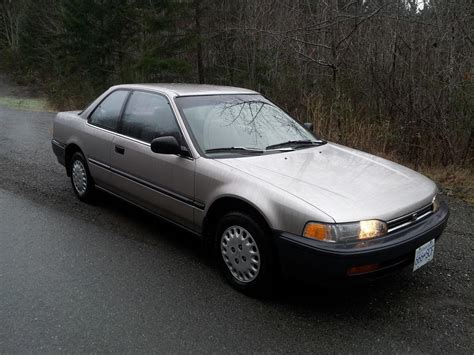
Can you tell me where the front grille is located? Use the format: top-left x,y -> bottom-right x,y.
387,203 -> 434,233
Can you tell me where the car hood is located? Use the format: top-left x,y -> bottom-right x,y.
216,143 -> 437,222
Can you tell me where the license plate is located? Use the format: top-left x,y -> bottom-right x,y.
413,239 -> 435,272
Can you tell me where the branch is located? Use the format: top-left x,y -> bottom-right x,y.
336,4 -> 387,50
289,42 -> 335,69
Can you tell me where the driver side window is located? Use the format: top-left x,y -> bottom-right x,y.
120,91 -> 181,143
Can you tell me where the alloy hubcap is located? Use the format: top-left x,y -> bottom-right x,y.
72,160 -> 87,195
221,225 -> 260,283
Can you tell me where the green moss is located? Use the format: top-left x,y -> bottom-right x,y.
0,96 -> 52,112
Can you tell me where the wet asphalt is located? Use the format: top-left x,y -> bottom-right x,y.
0,76 -> 472,353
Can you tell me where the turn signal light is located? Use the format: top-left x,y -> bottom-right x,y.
302,223 -> 331,241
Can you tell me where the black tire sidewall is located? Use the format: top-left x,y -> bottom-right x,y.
70,152 -> 94,201
215,211 -> 276,295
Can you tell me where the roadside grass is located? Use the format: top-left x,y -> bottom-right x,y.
373,153 -> 473,205
422,166 -> 474,205
305,95 -> 472,204
0,96 -> 53,112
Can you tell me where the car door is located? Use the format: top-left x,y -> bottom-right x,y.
108,90 -> 196,230
82,89 -> 130,188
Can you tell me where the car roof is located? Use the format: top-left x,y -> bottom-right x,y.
110,83 -> 259,97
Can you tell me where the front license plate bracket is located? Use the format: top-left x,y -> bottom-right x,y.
413,239 -> 435,272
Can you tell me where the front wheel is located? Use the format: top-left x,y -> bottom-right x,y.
70,152 -> 95,202
216,211 -> 277,296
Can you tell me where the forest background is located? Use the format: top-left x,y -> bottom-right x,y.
1,0 -> 472,200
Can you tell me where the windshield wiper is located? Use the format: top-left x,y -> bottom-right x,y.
265,140 -> 326,150
205,147 -> 265,154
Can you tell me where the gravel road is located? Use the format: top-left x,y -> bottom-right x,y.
0,76 -> 472,353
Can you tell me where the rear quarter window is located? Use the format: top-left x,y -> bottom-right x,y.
89,90 -> 129,131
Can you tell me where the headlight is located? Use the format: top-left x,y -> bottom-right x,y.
303,220 -> 388,243
432,194 -> 440,212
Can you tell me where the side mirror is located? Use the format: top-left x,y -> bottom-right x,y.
304,122 -> 314,131
150,136 -> 182,155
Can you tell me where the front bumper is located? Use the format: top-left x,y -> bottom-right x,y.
275,201 -> 449,281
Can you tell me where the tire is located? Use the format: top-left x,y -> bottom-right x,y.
69,151 -> 95,202
216,211 -> 277,296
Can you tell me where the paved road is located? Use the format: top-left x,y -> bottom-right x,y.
0,77 -> 473,353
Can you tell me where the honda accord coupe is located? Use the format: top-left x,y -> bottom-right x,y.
52,84 -> 449,295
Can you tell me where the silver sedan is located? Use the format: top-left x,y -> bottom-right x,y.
52,84 -> 449,295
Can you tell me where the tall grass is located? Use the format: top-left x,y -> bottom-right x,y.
298,94 -> 473,203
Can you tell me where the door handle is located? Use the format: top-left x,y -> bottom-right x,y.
115,145 -> 125,155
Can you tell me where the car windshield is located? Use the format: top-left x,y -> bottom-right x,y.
175,94 -> 321,155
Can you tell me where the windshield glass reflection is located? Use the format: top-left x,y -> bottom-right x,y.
175,95 -> 319,154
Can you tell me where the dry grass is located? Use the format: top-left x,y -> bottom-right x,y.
352,152 -> 473,205
420,166 -> 474,205
345,150 -> 473,205
301,95 -> 473,204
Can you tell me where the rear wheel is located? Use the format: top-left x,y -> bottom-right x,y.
70,152 -> 95,202
216,211 -> 277,296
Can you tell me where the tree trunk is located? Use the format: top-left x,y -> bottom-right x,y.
194,0 -> 204,84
